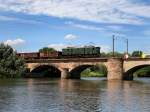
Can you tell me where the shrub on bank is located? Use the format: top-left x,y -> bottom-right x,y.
134,66 -> 150,77
81,64 -> 107,77
0,43 -> 26,78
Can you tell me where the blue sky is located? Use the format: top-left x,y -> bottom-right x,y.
0,0 -> 150,53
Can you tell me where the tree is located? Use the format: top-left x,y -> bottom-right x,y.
106,52 -> 123,57
91,64 -> 107,76
39,47 -> 56,52
134,66 -> 150,77
0,43 -> 26,78
132,51 -> 143,57
81,64 -> 107,77
101,52 -> 107,57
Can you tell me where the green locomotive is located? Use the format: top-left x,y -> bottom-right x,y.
62,46 -> 100,57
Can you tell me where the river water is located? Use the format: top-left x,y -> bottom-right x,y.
0,78 -> 149,112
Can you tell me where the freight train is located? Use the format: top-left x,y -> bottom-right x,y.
17,46 -> 101,59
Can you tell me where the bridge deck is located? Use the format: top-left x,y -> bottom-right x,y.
125,58 -> 150,61
25,57 -> 150,63
25,58 -> 108,63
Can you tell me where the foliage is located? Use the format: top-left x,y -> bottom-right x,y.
134,66 -> 150,77
0,43 -> 26,78
100,52 -> 108,57
106,52 -> 124,57
132,51 -> 143,57
101,52 -> 124,57
39,47 -> 56,53
81,64 -> 107,77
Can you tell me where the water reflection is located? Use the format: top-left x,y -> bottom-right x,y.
0,78 -> 149,112
58,79 -> 103,112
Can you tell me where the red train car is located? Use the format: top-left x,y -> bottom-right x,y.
17,51 -> 62,59
17,52 -> 39,59
39,51 -> 61,58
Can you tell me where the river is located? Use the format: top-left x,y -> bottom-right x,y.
0,78 -> 149,112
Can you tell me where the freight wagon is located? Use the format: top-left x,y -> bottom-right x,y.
17,52 -> 39,59
39,51 -> 62,58
17,51 -> 62,59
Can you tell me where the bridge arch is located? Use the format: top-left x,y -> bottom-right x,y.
69,64 -> 107,79
70,65 -> 94,79
124,64 -> 150,80
30,65 -> 61,78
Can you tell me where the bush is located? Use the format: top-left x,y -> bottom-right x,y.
0,43 -> 26,78
39,47 -> 56,52
81,64 -> 107,77
134,66 -> 150,77
132,51 -> 143,57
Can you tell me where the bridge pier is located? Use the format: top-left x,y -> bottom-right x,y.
107,58 -> 123,80
61,68 -> 70,79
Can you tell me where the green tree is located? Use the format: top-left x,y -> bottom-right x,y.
101,52 -> 107,57
106,52 -> 123,57
39,47 -> 56,52
0,43 -> 26,78
134,66 -> 150,77
91,64 -> 107,76
132,51 -> 143,57
81,64 -> 107,77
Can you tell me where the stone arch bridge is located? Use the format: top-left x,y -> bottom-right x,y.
25,58 -> 150,80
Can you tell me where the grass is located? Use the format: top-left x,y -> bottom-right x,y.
81,71 -> 106,77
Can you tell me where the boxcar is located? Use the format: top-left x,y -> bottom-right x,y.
39,51 -> 61,58
17,52 -> 39,59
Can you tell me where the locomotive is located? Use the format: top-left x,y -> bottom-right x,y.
62,46 -> 100,57
17,46 -> 101,59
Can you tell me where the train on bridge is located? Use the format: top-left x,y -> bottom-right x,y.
17,46 -> 101,59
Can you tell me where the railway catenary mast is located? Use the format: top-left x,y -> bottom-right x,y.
112,35 -> 115,57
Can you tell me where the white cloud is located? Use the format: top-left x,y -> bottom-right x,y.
65,21 -> 104,31
100,45 -> 111,53
48,44 -> 68,51
120,3 -> 150,18
4,38 -> 26,46
64,34 -> 78,40
0,0 -> 149,25
0,15 -> 44,25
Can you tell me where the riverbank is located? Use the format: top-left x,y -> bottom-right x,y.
81,71 -> 106,77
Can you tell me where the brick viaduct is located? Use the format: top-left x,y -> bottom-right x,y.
25,58 -> 150,80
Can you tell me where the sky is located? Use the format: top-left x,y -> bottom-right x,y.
0,0 -> 150,53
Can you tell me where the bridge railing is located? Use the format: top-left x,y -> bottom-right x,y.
24,57 -> 109,63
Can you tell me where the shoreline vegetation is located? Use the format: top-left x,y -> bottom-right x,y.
81,64 -> 107,77
0,44 -> 150,78
0,43 -> 26,78
134,66 -> 150,77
